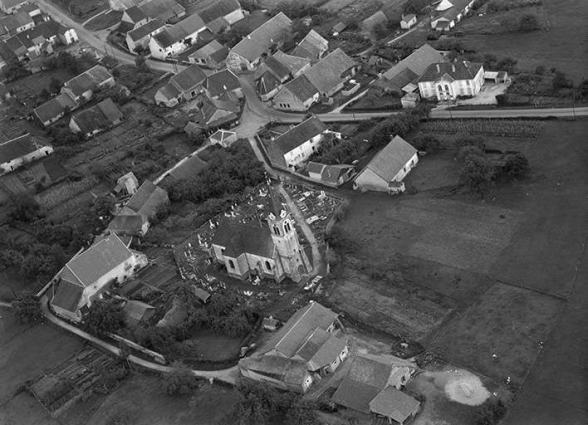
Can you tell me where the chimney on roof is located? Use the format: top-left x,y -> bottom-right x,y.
452,64 -> 455,73
436,64 -> 440,73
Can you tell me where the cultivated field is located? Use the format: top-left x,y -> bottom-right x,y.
460,0 -> 588,82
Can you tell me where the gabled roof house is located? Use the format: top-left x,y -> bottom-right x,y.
50,233 -> 148,322
417,60 -> 484,101
303,48 -> 357,97
148,13 -> 207,60
69,98 -> 124,138
291,30 -> 328,62
226,12 -> 292,72
155,63 -> 207,106
0,134 -> 53,174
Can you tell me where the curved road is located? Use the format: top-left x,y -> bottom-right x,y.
38,296 -> 240,384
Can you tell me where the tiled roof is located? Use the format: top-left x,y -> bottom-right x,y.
107,214 -> 145,234
369,386 -> 420,423
255,71 -> 281,96
156,82 -> 182,101
382,44 -> 445,81
123,300 -> 155,326
125,180 -> 169,217
153,13 -> 206,48
51,280 -> 84,313
361,10 -> 388,32
263,301 -> 338,357
198,0 -> 240,23
205,69 -> 240,97
417,61 -> 483,83
71,98 -> 123,135
1,0 -> 29,10
140,0 -> 185,21
273,116 -> 326,155
191,39 -> 224,59
124,5 -> 146,23
303,48 -> 355,95
291,30 -> 328,61
273,50 -> 311,76
211,221 -> 274,258
34,92 -> 77,124
281,74 -> 318,102
59,233 -> 133,287
230,12 -> 292,61
361,136 -> 416,182
209,129 -> 236,144
0,134 -> 50,165
239,355 -> 309,387
332,378 -> 381,413
170,63 -> 207,92
321,164 -> 354,185
257,55 -> 290,81
401,13 -> 416,23
127,19 -> 165,41
0,10 -> 33,32
64,65 -> 113,97
387,68 -> 418,91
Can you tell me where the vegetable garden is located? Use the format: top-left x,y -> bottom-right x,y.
421,119 -> 545,138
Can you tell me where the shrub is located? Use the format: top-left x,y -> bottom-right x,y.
12,292 -> 43,324
519,14 -> 540,32
83,299 -> 125,337
503,153 -> 530,179
162,369 -> 201,396
459,149 -> 494,198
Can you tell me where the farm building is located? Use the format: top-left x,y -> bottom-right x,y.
126,19 -> 165,52
0,133 -> 53,174
196,0 -> 244,33
302,48 -> 357,97
187,39 -> 228,69
62,65 -> 115,103
273,50 -> 311,77
155,64 -> 207,106
354,136 -> 418,193
400,14 -> 417,29
109,180 -> 168,236
272,74 -> 319,111
381,44 -> 445,94
210,187 -> 310,283
263,116 -> 331,169
50,233 -> 148,322
254,55 -> 292,101
148,13 -> 207,60
307,162 -> 355,187
369,386 -> 421,425
331,21 -> 346,36
0,10 -> 34,35
332,354 -> 418,416
205,68 -> 242,100
239,355 -> 314,393
291,30 -> 328,62
184,92 -> 240,130
69,98 -> 124,138
226,12 -> 292,72
137,0 -> 185,22
3,19 -> 78,61
431,0 -> 476,30
33,92 -> 77,126
417,61 -> 484,101
114,171 -> 139,196
209,129 -> 237,147
121,5 -> 149,29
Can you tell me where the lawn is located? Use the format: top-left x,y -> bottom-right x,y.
186,328 -> 243,362
459,0 -> 588,82
84,374 -> 239,425
49,0 -> 109,21
429,282 -> 563,385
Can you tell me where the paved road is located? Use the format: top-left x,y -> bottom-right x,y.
39,295 -> 240,384
37,0 -> 183,73
430,106 -> 588,119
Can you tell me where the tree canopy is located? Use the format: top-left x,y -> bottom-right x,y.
83,299 -> 125,336
12,292 -> 43,324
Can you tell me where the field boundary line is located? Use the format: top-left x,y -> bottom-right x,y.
494,278 -> 568,302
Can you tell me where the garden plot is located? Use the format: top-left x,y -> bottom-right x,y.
328,266 -> 456,341
430,282 -> 563,385
420,119 -> 545,139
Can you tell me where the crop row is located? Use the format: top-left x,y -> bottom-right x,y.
421,119 -> 545,138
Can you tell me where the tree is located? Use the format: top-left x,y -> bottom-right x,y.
83,299 -> 125,336
459,148 -> 494,198
503,153 -> 530,179
403,0 -> 428,15
552,71 -> 573,90
287,400 -> 320,425
92,195 -> 115,218
372,22 -> 389,39
162,365 -> 201,396
21,243 -> 66,282
496,57 -> 517,73
579,79 -> 588,100
2,59 -> 29,81
49,77 -> 62,93
0,249 -> 25,268
12,292 -> 43,324
476,399 -> 507,425
134,55 -> 149,72
519,14 -> 540,32
8,193 -> 42,223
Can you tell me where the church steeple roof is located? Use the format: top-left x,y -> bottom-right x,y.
266,185 -> 286,218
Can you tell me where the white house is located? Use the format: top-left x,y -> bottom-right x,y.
197,0 -> 244,33
400,14 -> 417,29
126,19 -> 165,52
264,116 -> 332,169
0,134 -> 53,174
50,233 -> 148,322
354,136 -> 418,193
148,13 -> 207,60
417,61 -> 484,101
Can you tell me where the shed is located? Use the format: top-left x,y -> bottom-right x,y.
369,386 -> 420,425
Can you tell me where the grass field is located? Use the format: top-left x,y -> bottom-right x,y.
459,0 -> 588,82
49,0 -> 109,21
84,374 -> 239,425
84,10 -> 123,31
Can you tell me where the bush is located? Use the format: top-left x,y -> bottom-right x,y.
459,148 -> 494,198
519,14 -> 540,32
83,299 -> 125,337
12,292 -> 43,324
162,368 -> 201,396
412,134 -> 443,153
8,194 -> 42,223
503,153 -> 530,179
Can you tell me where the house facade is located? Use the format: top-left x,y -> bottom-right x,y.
0,134 -> 53,174
50,234 -> 148,322
400,14 -> 417,29
126,19 -> 165,52
417,61 -> 484,101
148,13 -> 207,60
354,136 -> 418,193
272,74 -> 319,111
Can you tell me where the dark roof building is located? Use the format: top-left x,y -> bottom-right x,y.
382,44 -> 445,81
417,60 -> 483,83
291,30 -> 328,61
369,386 -> 421,424
205,69 -> 241,98
69,98 -> 124,137
303,48 -> 356,96
273,116 -> 326,156
123,180 -> 169,218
